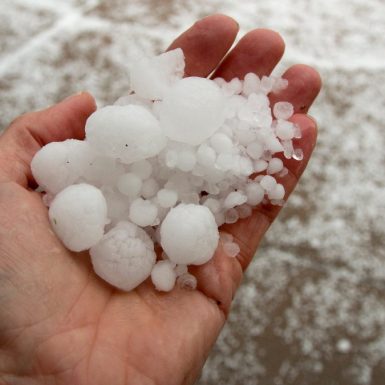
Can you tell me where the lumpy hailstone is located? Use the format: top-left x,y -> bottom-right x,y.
90,221 -> 156,291
49,184 -> 107,252
160,204 -> 219,265
31,47 -> 303,293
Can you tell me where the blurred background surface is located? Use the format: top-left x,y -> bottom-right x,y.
1,0 -> 385,384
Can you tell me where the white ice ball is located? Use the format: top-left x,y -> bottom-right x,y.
160,203 -> 219,265
151,260 -> 177,292
85,105 -> 166,164
223,191 -> 247,209
90,221 -> 156,291
160,77 -> 225,145
276,120 -> 295,140
31,139 -> 95,194
268,183 -> 285,200
246,182 -> 265,206
210,133 -> 233,154
117,173 -> 142,198
129,198 -> 158,227
157,188 -> 178,208
49,183 -> 107,252
260,175 -> 277,192
273,101 -> 294,120
267,158 -> 284,174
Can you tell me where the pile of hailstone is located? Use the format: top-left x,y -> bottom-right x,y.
31,48 -> 302,293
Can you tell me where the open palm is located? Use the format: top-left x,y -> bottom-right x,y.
0,15 -> 321,385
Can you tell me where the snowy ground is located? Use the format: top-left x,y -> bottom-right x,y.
1,0 -> 385,384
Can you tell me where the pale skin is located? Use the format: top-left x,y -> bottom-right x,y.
0,14 -> 321,385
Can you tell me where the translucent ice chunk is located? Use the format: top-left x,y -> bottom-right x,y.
225,208 -> 239,224
223,242 -> 240,257
130,48 -> 185,100
219,231 -> 233,243
237,203 -> 253,219
177,273 -> 197,290
293,148 -> 304,161
273,101 -> 294,120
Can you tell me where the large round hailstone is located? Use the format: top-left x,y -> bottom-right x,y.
49,183 -> 108,252
85,105 -> 166,164
90,221 -> 156,291
159,77 -> 226,145
31,139 -> 95,194
160,203 -> 219,265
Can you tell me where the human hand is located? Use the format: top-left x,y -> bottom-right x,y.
0,14 -> 321,385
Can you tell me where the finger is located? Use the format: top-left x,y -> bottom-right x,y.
211,29 -> 285,80
0,92 -> 96,187
167,14 -> 239,77
191,114 -> 317,314
270,64 -> 322,113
